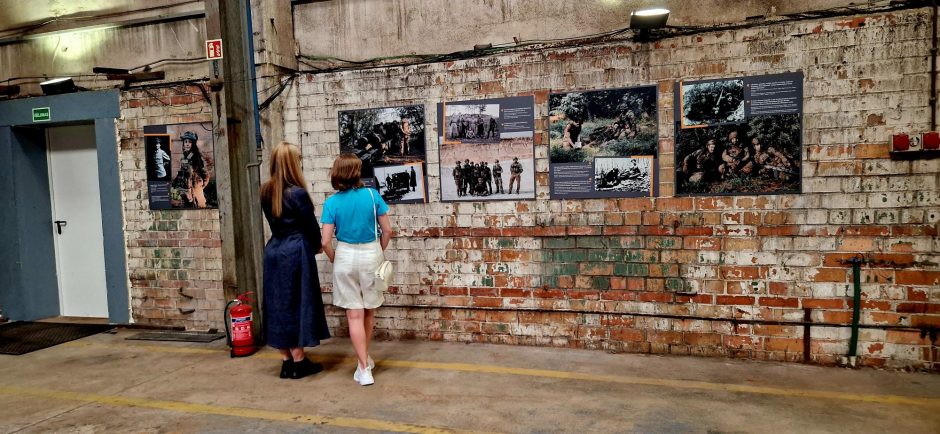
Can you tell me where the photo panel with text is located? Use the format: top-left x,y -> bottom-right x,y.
436,96 -> 536,202
674,72 -> 803,196
548,85 -> 658,199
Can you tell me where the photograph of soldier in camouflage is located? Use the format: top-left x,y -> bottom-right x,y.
675,114 -> 801,195
594,157 -> 652,194
549,86 -> 657,164
680,79 -> 745,127
438,97 -> 535,202
338,105 -> 425,168
374,163 -> 426,203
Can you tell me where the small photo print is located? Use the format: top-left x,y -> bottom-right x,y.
444,103 -> 501,143
145,135 -> 171,182
374,162 -> 426,204
681,79 -> 745,127
594,156 -> 652,194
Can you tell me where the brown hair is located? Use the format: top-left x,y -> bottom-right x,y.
260,142 -> 308,218
330,153 -> 363,191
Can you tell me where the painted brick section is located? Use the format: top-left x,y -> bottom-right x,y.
281,9 -> 940,371
119,86 -> 224,330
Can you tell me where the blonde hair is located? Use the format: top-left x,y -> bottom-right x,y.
261,142 -> 308,218
330,153 -> 363,191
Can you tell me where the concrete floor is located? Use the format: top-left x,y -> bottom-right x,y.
1,329 -> 938,433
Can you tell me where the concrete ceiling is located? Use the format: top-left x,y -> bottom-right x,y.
0,0 -> 201,33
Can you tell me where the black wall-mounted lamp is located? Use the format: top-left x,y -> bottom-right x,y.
40,77 -> 78,95
630,8 -> 671,29
631,7 -> 670,41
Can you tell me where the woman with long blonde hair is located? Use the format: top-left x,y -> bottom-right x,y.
260,142 -> 330,379
321,154 -> 393,386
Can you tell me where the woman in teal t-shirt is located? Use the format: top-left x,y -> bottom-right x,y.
321,154 -> 393,386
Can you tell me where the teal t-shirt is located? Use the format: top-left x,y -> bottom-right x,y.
321,187 -> 389,243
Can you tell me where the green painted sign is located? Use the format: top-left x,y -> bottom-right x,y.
32,107 -> 51,122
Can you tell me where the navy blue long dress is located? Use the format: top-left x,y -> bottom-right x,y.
262,186 -> 331,349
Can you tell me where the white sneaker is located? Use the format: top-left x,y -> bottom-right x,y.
358,366 -> 374,386
352,356 -> 375,383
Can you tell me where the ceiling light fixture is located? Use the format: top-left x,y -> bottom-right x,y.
630,8 -> 670,29
40,77 -> 78,95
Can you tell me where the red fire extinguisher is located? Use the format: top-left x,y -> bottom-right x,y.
225,292 -> 258,358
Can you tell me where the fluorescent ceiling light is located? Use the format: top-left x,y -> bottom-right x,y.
633,8 -> 670,17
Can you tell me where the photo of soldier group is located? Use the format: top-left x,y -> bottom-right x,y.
438,97 -> 536,202
444,104 -> 500,142
594,156 -> 653,194
338,105 -> 426,168
548,86 -> 657,164
675,114 -> 801,195
680,79 -> 745,128
374,163 -> 426,204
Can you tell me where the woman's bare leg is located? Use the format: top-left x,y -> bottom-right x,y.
346,309 -> 368,368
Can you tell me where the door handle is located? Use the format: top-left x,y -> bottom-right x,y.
54,220 -> 67,234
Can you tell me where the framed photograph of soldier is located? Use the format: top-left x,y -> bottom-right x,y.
436,96 -> 536,202
593,156 -> 656,196
548,85 -> 658,199
143,122 -> 218,210
374,162 -> 427,204
338,105 -> 427,204
674,72 -> 803,196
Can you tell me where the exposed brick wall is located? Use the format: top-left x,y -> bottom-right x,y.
118,86 -> 224,330
287,8 -> 940,370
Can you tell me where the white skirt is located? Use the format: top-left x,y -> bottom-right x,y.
332,241 -> 385,309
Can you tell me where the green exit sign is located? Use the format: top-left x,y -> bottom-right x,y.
32,107 -> 51,122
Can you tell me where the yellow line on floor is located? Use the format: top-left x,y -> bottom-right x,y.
64,341 -> 940,408
0,386 -> 492,434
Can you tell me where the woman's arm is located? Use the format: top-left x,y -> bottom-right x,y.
377,214 -> 393,251
321,223 -> 336,262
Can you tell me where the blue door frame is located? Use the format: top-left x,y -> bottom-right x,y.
0,89 -> 129,323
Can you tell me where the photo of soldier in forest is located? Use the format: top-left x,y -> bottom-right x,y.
675,114 -> 801,195
680,79 -> 745,127
548,86 -> 657,164
338,105 -> 425,168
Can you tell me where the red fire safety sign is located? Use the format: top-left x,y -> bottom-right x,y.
206,39 -> 223,59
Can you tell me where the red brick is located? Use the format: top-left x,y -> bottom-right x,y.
813,268 -> 847,282
897,271 -> 940,286
759,297 -> 800,308
603,226 -> 638,235
886,330 -> 931,345
716,295 -> 754,305
655,198 -> 694,211
802,298 -> 845,309
764,337 -> 803,352
611,328 -> 645,342
757,225 -> 800,236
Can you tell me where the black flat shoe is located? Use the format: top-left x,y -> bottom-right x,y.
279,360 -> 294,379
290,358 -> 323,380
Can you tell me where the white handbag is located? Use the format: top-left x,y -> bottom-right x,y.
368,189 -> 394,290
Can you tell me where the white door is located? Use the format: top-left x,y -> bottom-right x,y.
47,124 -> 109,318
